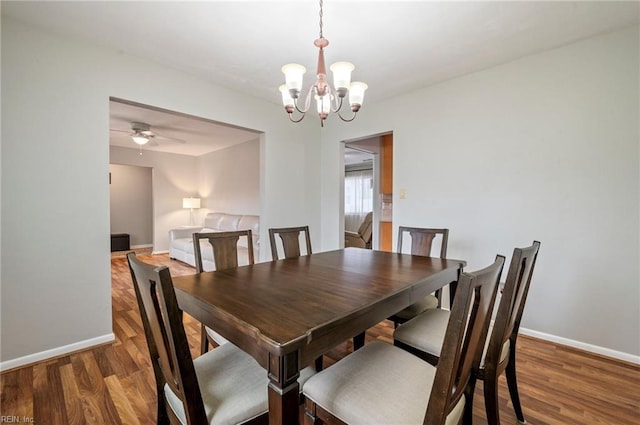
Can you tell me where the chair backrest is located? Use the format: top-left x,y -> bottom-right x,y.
397,226 -> 449,258
268,226 -> 312,260
127,253 -> 207,424
357,212 -> 373,244
193,230 -> 255,273
425,255 -> 504,425
484,241 -> 540,370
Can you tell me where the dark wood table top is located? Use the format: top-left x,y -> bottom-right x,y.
173,248 -> 464,365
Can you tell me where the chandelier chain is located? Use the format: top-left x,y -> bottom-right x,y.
319,0 -> 324,39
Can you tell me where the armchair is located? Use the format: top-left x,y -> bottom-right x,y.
345,211 -> 373,249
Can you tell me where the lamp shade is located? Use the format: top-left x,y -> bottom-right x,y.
330,62 -> 354,91
316,94 -> 331,115
348,82 -> 368,107
279,85 -> 294,107
182,198 -> 201,209
282,63 -> 306,92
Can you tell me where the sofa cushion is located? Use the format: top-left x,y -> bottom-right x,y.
172,238 -> 196,253
218,214 -> 242,232
237,215 -> 260,249
204,213 -> 226,229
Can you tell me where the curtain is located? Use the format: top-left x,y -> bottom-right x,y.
345,169 -> 373,232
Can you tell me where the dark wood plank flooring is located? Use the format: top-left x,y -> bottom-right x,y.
1,253 -> 638,424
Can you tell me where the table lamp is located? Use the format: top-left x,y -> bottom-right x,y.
182,197 -> 201,226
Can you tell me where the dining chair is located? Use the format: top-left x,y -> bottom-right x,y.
388,226 -> 450,328
302,255 -> 504,425
394,241 -> 540,425
126,252 -> 269,425
268,225 -> 334,370
193,230 -> 254,354
268,225 -> 312,260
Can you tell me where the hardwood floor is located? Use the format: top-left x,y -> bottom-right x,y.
1,253 -> 639,424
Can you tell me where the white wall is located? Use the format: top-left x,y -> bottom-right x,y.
109,164 -> 153,247
198,139 -> 260,216
320,26 -> 640,359
110,146 -> 199,252
1,18 -> 321,368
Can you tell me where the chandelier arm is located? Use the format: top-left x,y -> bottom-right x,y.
294,85 -> 316,114
288,112 -> 306,123
337,110 -> 358,122
328,86 -> 344,113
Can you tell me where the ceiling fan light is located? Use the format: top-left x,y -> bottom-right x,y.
132,134 -> 149,145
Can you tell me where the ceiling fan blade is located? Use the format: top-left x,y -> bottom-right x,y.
110,129 -> 132,135
153,132 -> 186,144
148,140 -> 160,147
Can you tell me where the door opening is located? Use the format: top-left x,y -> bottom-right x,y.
342,133 -> 393,251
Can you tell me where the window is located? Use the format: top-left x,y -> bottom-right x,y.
345,169 -> 373,231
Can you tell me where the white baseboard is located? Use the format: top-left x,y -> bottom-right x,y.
0,333 -> 115,372
131,244 -> 153,249
152,250 -> 169,255
519,327 -> 640,365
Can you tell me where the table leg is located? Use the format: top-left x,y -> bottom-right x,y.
353,331 -> 365,350
449,264 -> 464,302
268,351 -> 300,425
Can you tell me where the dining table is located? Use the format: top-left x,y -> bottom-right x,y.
172,247 -> 465,425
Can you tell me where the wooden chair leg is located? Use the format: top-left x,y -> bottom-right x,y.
462,377 -> 476,425
353,331 -> 365,351
315,356 -> 323,371
483,373 -> 501,425
200,324 -> 209,355
156,389 -> 170,425
304,399 -> 320,425
506,358 -> 527,424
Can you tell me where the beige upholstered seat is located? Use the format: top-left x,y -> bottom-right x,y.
388,226 -> 449,327
126,252 -> 269,425
303,256 -> 504,425
395,312 -> 511,368
344,211 -> 373,249
394,241 -> 540,425
164,342 -> 268,425
303,341 -> 465,425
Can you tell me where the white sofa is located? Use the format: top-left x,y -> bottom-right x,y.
169,212 -> 260,270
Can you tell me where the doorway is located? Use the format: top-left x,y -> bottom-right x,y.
343,133 -> 393,251
344,145 -> 375,247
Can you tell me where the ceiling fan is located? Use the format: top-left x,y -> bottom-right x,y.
110,122 -> 186,146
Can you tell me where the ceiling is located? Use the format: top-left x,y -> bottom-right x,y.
109,100 -> 260,156
4,1 -> 638,156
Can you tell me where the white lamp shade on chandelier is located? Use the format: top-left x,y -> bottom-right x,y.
279,0 -> 367,126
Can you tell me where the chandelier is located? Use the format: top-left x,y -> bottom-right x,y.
279,0 -> 367,127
